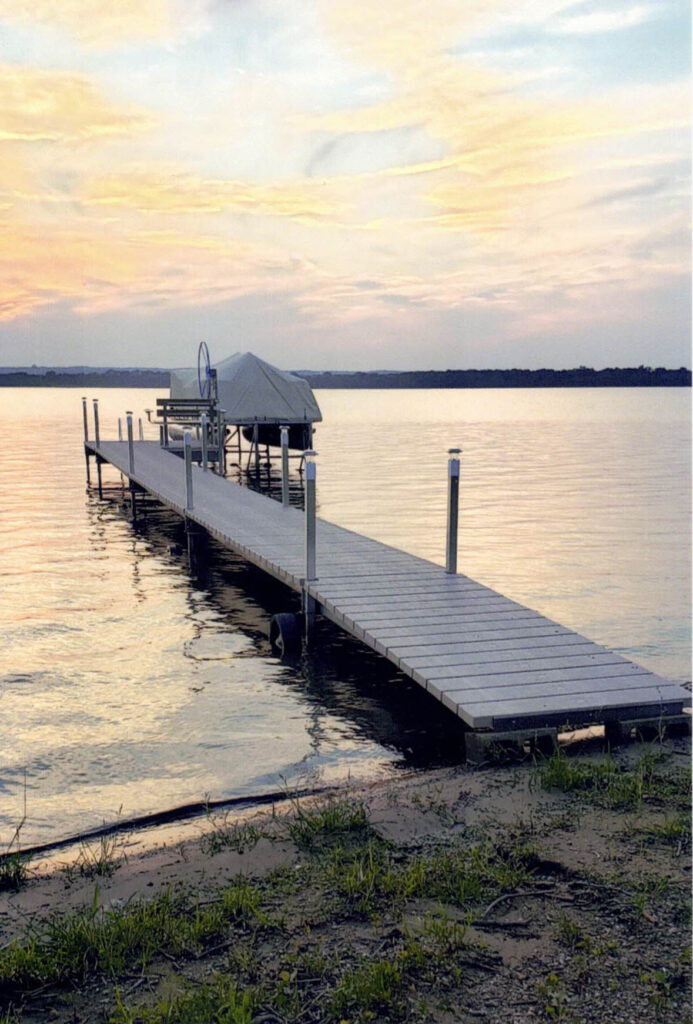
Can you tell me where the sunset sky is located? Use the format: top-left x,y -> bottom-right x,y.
0,0 -> 689,370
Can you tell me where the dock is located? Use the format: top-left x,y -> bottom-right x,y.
84,427 -> 691,747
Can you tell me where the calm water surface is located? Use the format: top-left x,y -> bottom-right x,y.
1,387 -> 690,846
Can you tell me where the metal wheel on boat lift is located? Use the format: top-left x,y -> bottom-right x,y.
269,613 -> 301,657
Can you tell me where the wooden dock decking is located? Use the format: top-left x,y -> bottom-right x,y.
86,439 -> 691,734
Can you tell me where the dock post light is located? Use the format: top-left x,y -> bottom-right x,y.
446,448 -> 461,575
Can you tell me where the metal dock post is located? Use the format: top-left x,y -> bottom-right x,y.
184,432 -> 194,510
446,448 -> 461,575
138,417 -> 144,441
126,412 -> 135,474
217,409 -> 226,475
280,425 -> 289,506
303,450 -> 317,637
200,413 -> 208,471
92,399 -> 102,497
81,397 -> 90,484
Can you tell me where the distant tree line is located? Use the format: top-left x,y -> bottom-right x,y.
0,365 -> 689,388
296,366 -> 691,388
0,369 -> 169,387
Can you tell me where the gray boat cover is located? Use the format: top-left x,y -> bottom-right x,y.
169,351 -> 322,425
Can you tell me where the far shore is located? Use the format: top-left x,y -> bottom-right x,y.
0,364 -> 690,389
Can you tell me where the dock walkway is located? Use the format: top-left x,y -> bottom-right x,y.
86,440 -> 690,734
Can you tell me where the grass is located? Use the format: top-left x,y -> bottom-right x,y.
533,749 -> 691,812
112,977 -> 258,1023
0,852 -> 30,892
285,796 -> 371,852
0,877 -> 266,992
328,958 -> 405,1021
200,819 -> 264,856
322,833 -> 535,921
61,835 -> 124,881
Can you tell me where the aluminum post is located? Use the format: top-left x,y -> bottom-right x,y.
200,413 -> 208,471
280,425 -> 290,506
118,418 -> 123,441
253,423 -> 260,476
303,450 -> 317,637
445,448 -> 461,574
126,411 -> 135,475
217,409 -> 226,475
138,417 -> 144,441
82,397 -> 91,485
92,399 -> 100,448
184,431 -> 194,510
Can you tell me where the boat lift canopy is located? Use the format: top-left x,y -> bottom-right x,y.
169,351 -> 322,427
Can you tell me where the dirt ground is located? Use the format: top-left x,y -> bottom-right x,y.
0,732 -> 690,1024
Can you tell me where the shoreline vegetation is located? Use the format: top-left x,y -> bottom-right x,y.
0,366 -> 690,389
1,738 -> 690,1024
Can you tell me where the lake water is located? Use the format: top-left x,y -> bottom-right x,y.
1,387 -> 690,848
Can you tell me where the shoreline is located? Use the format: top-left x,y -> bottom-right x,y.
1,734 -> 690,1024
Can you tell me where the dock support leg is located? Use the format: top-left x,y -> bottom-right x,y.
96,457 -> 103,499
253,424 -> 260,479
185,519 -> 206,573
84,448 -> 91,486
129,482 -> 138,522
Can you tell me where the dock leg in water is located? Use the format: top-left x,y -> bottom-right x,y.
185,519 -> 206,573
96,457 -> 103,499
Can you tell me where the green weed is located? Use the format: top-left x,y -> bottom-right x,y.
536,971 -> 570,1020
534,749 -> 691,812
200,819 -> 263,857
0,877 -> 266,991
112,976 -> 258,1023
328,957 -> 405,1021
286,796 -> 371,852
0,852 -> 30,892
61,834 -> 124,881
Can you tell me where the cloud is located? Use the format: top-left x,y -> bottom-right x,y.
549,3 -> 662,36
0,66 -> 150,143
83,171 -> 341,221
0,0 -> 209,47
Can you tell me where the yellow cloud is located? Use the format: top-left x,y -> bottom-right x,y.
83,171 -> 341,221
0,66 -> 150,143
0,0 -> 200,46
0,217 -> 315,321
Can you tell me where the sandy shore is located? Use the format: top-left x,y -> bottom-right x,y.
1,733 -> 690,1024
